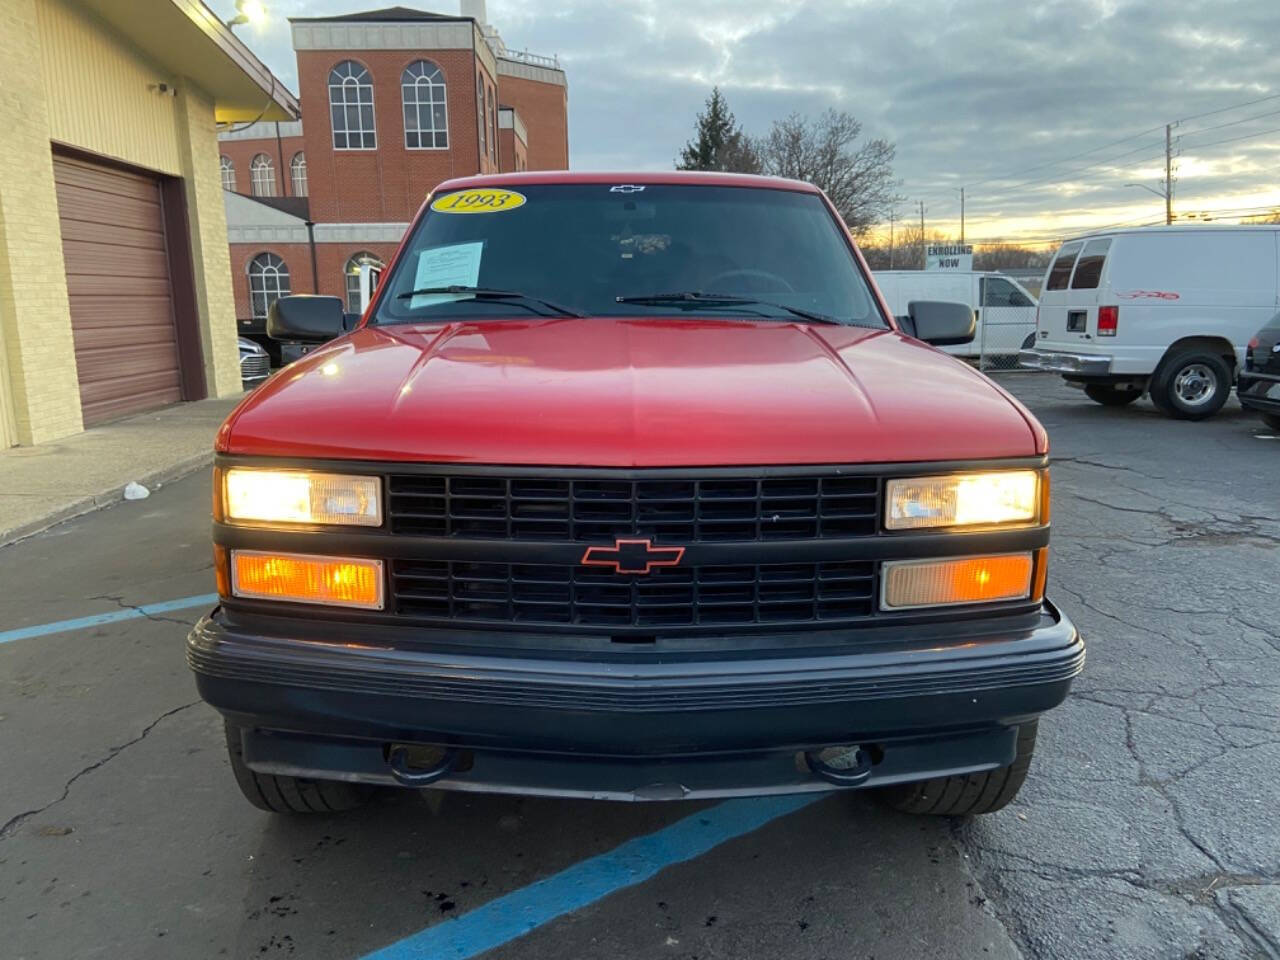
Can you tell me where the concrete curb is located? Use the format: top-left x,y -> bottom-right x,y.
0,450 -> 214,548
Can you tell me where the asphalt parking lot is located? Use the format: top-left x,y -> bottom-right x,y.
2,374 -> 1277,960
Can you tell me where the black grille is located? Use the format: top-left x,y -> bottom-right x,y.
387,473 -> 879,542
391,559 -> 876,629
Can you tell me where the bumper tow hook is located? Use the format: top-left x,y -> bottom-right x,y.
387,745 -> 461,786
805,746 -> 874,787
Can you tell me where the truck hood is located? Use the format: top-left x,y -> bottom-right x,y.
219,317 -> 1043,466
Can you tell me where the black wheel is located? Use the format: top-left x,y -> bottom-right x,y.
1150,349 -> 1232,420
224,722 -> 372,814
1260,412 -> 1280,432
1083,383 -> 1142,407
874,721 -> 1038,817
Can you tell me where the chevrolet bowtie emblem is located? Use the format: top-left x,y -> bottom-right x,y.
580,538 -> 685,575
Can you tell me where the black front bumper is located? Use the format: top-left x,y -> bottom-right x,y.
1238,371 -> 1280,414
189,602 -> 1082,799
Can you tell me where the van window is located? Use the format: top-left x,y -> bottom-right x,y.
1046,242 -> 1082,290
1070,238 -> 1111,289
983,277 -> 1034,307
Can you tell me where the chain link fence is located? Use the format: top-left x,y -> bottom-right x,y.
973,305 -> 1038,372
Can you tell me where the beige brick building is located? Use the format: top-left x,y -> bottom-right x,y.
0,0 -> 296,447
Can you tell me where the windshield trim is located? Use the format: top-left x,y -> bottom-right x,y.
366,182 -> 892,331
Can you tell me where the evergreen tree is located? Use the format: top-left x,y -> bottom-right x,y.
676,88 -> 760,173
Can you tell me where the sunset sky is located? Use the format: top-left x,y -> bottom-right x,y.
211,0 -> 1280,246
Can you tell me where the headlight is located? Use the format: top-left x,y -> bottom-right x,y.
223,468 -> 381,526
885,470 -> 1041,530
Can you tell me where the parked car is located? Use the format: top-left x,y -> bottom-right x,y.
1020,225 -> 1279,419
237,337 -> 270,389
873,270 -> 1037,359
1238,311 -> 1280,431
189,172 -> 1082,817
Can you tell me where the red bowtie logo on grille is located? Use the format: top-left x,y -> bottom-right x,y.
580,538 -> 685,575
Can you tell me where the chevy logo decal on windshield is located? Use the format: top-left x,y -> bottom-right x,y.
609,184 -> 645,193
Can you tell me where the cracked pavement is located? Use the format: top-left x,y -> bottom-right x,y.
0,374 -> 1276,959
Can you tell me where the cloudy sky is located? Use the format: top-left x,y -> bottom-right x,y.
212,0 -> 1280,244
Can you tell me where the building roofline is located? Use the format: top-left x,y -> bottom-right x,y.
79,0 -> 298,122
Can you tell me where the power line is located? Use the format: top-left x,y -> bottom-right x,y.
1178,105 -> 1280,140
913,90 -> 1280,202
1179,124 -> 1280,152
1174,91 -> 1280,126
960,124 -> 1165,189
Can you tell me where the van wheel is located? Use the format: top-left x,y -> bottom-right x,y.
1083,383 -> 1142,407
225,722 -> 373,814
874,721 -> 1037,817
1151,350 -> 1231,420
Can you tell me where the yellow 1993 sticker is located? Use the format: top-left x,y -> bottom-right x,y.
430,188 -> 527,214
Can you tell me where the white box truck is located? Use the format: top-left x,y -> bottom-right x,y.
873,271 -> 1037,359
1019,225 -> 1279,419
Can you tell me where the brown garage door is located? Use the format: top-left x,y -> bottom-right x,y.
53,154 -> 182,425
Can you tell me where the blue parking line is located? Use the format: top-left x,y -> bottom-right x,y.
361,793 -> 821,960
0,593 -> 217,645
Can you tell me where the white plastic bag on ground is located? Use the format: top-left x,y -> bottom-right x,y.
123,482 -> 150,501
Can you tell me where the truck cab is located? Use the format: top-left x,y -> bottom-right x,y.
189,172 -> 1082,816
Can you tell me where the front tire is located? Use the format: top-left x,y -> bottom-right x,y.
224,722 -> 373,814
1151,349 -> 1231,420
1083,383 -> 1142,407
874,721 -> 1037,816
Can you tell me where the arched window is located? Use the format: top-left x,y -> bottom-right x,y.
329,60 -> 376,149
290,152 -> 307,196
476,74 -> 486,161
248,253 -> 290,321
344,252 -> 385,314
220,155 -> 236,192
402,60 -> 448,149
250,154 -> 275,197
488,87 -> 497,164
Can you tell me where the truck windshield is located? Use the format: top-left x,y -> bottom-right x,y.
373,183 -> 885,327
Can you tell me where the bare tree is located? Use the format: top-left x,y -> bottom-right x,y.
859,225 -> 950,271
973,244 -> 1055,271
756,110 -> 900,234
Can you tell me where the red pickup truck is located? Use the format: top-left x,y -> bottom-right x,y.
189,172 -> 1082,816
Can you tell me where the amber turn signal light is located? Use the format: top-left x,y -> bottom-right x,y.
882,552 -> 1033,610
230,550 -> 384,609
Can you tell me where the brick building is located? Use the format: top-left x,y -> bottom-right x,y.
219,3 -> 568,342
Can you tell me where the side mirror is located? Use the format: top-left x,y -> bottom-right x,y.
906,300 -> 976,345
266,295 -> 346,343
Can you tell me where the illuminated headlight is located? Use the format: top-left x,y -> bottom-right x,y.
224,469 -> 381,526
885,471 -> 1041,531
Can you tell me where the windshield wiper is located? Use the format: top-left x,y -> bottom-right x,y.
396,286 -> 585,318
614,291 -> 844,326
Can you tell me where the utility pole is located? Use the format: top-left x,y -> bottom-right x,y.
888,210 -> 896,269
958,187 -> 965,244
918,200 -> 926,269
1164,123 -> 1174,225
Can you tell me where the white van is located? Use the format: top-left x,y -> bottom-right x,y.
873,271 -> 1037,358
1020,225 -> 1279,419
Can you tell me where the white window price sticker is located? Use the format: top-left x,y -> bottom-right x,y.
409,242 -> 484,309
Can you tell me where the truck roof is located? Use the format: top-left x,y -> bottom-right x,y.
432,170 -> 822,194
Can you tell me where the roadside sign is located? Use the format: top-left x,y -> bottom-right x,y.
926,244 -> 973,271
